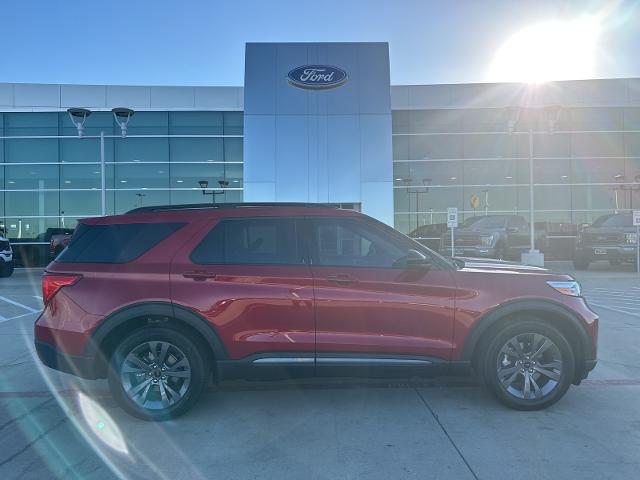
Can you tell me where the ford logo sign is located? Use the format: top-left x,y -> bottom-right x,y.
287,65 -> 348,90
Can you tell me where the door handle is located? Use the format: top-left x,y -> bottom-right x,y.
183,271 -> 217,281
326,275 -> 356,285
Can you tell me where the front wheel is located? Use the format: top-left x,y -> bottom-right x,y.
481,319 -> 575,410
0,262 -> 14,278
108,327 -> 208,421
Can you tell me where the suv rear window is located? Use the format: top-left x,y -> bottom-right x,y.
57,222 -> 184,264
191,218 -> 303,265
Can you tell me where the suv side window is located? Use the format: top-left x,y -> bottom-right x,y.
310,218 -> 409,268
191,218 -> 303,265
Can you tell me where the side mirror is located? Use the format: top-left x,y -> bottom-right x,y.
507,227 -> 518,233
397,249 -> 432,269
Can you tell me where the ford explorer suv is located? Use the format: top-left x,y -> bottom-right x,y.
35,203 -> 598,420
0,231 -> 14,278
441,214 -> 532,260
574,213 -> 637,270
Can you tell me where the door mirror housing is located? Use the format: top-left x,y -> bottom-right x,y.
395,249 -> 432,269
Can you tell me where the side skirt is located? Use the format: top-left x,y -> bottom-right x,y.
216,353 -> 471,382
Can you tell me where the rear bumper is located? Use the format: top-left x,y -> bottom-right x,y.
35,340 -> 99,379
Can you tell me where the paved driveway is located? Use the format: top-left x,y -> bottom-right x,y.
0,266 -> 639,479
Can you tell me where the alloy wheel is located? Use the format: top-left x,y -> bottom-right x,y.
496,333 -> 563,400
120,341 -> 192,410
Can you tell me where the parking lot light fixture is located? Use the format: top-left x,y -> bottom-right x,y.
112,108 -> 135,138
67,108 -> 91,137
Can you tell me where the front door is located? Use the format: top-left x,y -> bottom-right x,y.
307,216 -> 457,369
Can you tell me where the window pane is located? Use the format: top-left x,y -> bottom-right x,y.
169,112 -> 223,135
191,218 -> 301,265
59,223 -> 184,263
224,137 -> 243,162
312,218 -> 407,268
115,190 -> 170,214
4,164 -> 58,189
114,163 -> 169,189
60,191 -> 102,216
3,217 -> 60,240
5,138 -> 58,163
223,112 -> 243,135
114,138 -> 169,163
170,138 -> 223,163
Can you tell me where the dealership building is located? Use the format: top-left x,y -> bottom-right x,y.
1,42 -> 639,264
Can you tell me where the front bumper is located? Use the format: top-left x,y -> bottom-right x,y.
0,251 -> 12,263
576,245 -> 637,262
35,340 -> 99,379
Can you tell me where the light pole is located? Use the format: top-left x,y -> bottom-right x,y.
198,180 -> 229,204
402,177 -> 431,231
67,107 -> 135,217
506,105 -> 561,266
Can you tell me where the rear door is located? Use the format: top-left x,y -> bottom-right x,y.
170,216 -> 315,368
307,216 -> 457,368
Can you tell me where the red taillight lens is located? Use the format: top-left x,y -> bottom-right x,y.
42,274 -> 81,305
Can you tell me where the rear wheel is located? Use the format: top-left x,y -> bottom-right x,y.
481,319 -> 575,410
108,327 -> 208,421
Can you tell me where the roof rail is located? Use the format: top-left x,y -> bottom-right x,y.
125,202 -> 338,214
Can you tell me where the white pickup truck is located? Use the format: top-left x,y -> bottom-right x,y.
0,232 -> 14,277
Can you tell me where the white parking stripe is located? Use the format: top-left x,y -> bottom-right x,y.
0,295 -> 40,313
0,311 -> 40,324
590,302 -> 640,318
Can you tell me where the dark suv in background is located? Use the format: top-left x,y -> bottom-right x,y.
35,203 -> 598,420
441,215 -> 532,260
574,213 -> 638,270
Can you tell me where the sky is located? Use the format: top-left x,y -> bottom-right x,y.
0,0 -> 638,86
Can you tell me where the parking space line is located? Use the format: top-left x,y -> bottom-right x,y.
590,302 -> 640,318
0,311 -> 41,324
0,296 -> 40,313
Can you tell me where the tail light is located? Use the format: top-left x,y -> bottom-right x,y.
42,274 -> 81,305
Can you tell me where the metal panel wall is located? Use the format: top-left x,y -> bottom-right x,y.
243,42 -> 393,224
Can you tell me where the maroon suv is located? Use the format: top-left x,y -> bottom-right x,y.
35,203 -> 598,420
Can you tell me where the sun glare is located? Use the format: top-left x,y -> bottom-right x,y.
488,16 -> 602,83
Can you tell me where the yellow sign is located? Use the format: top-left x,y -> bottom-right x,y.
470,194 -> 480,209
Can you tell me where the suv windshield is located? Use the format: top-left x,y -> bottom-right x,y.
592,214 -> 632,228
462,216 -> 508,230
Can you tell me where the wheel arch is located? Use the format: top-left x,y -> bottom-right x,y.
86,301 -> 227,378
461,299 -> 594,383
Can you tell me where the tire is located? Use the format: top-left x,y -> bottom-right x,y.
495,244 -> 508,261
108,327 -> 209,421
480,318 -> 575,410
573,257 -> 589,270
0,262 -> 14,278
609,259 -> 621,267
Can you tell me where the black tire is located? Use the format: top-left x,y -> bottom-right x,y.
481,319 -> 575,411
495,244 -> 508,261
108,327 -> 209,421
573,257 -> 589,270
0,262 -> 14,278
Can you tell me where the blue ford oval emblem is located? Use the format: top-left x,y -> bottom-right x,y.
287,65 -> 348,90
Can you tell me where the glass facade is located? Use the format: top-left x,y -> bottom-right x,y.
392,107 -> 640,239
0,111 -> 243,245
